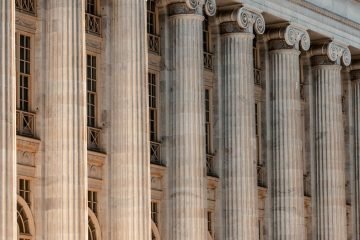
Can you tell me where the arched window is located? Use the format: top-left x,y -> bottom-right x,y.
151,220 -> 161,240
88,208 -> 101,240
88,216 -> 97,240
17,196 -> 35,240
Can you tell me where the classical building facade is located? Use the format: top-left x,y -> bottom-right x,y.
1,0 -> 360,239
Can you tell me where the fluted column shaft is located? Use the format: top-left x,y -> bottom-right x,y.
44,1 -> 87,239
0,1 -> 16,239
222,32 -> 258,240
110,1 -> 150,239
168,4 -> 206,240
269,44 -> 304,240
313,62 -> 347,240
352,71 -> 360,239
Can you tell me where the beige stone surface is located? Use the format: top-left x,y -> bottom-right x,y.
43,1 -> 88,239
0,1 -> 17,239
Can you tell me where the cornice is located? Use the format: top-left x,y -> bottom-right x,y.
289,0 -> 360,31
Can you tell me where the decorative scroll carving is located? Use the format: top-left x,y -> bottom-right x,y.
204,0 -> 216,16
169,0 -> 216,16
266,24 -> 310,51
186,0 -> 200,9
310,41 -> 351,66
218,7 -> 265,34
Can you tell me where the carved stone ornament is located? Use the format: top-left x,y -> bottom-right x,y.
310,41 -> 351,66
218,7 -> 265,34
266,24 -> 310,51
168,0 -> 216,16
327,42 -> 351,66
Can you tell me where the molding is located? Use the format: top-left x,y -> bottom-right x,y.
15,14 -> 37,33
289,0 -> 360,31
17,135 -> 40,153
17,164 -> 36,178
88,178 -> 102,190
151,163 -> 166,177
88,150 -> 106,166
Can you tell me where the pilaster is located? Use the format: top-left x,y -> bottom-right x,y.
218,6 -> 265,240
266,24 -> 310,240
43,1 -> 87,239
311,41 -> 350,240
109,1 -> 151,240
0,1 -> 17,239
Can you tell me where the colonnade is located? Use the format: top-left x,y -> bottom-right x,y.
1,0 -> 359,239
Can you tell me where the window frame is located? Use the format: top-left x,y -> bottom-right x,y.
255,101 -> 262,165
86,53 -> 98,128
16,32 -> 33,112
88,190 -> 98,216
146,0 -> 159,35
203,15 -> 211,53
86,0 -> 99,15
204,87 -> 213,154
148,71 -> 160,142
17,177 -> 32,208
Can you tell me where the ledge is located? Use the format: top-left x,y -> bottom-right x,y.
16,135 -> 40,153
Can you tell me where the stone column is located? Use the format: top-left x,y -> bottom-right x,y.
267,25 -> 310,240
310,42 -> 351,240
350,62 -> 360,238
44,1 -> 87,239
0,1 -> 16,239
109,1 -> 150,239
218,7 -> 265,240
166,1 -> 215,239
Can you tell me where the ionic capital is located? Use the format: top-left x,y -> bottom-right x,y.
167,0 -> 216,16
310,41 -> 351,66
217,7 -> 265,35
266,24 -> 310,51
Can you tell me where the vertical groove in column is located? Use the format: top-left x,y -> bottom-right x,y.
352,77 -> 360,239
0,1 -> 16,239
269,48 -> 304,240
168,13 -> 206,240
44,1 -> 87,239
222,33 -> 259,240
110,1 -> 150,239
313,65 -> 347,240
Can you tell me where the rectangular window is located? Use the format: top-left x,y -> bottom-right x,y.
205,89 -> 212,154
147,0 -> 156,34
87,55 -> 97,127
203,15 -> 210,52
207,211 -> 212,235
255,102 -> 260,164
18,179 -> 31,207
151,201 -> 159,226
17,34 -> 31,112
88,191 -> 98,215
148,73 -> 157,142
86,0 -> 96,15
